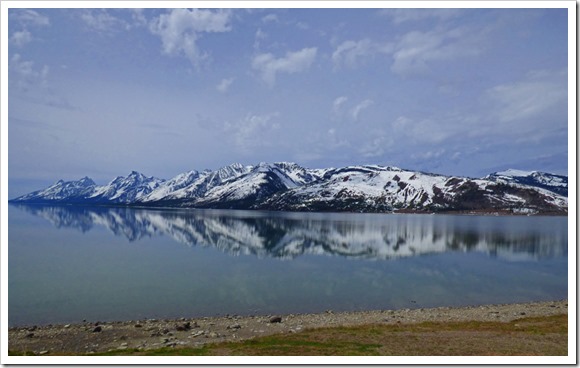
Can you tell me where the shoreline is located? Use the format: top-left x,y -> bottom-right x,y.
10,201 -> 568,216
8,299 -> 568,355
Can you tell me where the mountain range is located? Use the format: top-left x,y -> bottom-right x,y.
10,162 -> 568,215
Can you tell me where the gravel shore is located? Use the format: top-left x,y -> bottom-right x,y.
8,300 -> 568,355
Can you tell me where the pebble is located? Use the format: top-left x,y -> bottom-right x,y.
269,316 -> 282,323
92,326 -> 102,333
175,322 -> 191,331
38,350 -> 49,355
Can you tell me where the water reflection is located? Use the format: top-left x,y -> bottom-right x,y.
12,204 -> 567,261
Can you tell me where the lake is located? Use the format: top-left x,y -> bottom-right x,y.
8,204 -> 568,327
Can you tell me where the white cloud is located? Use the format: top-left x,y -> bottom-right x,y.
380,9 -> 463,25
392,116 -> 412,131
149,9 -> 232,67
9,54 -> 75,110
130,9 -> 148,27
10,54 -> 49,91
411,148 -> 446,160
252,47 -> 317,86
350,99 -> 374,121
332,96 -> 348,114
391,27 -> 483,76
332,96 -> 374,122
224,112 -> 280,152
216,78 -> 234,93
261,14 -> 279,23
391,115 -> 455,144
253,28 -> 267,50
332,39 -> 392,69
296,22 -> 309,30
11,9 -> 50,27
9,9 -> 50,49
80,9 -> 128,33
486,69 -> 567,123
360,134 -> 393,158
10,30 -> 32,47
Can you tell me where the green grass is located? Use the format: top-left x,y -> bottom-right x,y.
223,336 -> 383,356
96,346 -> 213,356
8,351 -> 36,356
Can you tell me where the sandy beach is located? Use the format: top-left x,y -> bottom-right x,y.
8,299 -> 567,355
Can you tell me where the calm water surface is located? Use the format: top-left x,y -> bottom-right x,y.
8,204 -> 568,326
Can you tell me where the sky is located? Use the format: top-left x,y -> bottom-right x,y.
6,5 -> 570,198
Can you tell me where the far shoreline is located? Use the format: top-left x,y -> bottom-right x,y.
8,201 -> 568,217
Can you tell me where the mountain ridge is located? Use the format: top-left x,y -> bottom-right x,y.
10,162 -> 568,215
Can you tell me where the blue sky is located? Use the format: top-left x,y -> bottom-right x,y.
7,6 -> 570,197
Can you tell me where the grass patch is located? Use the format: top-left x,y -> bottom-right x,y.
8,350 -> 36,356
94,346 -> 212,356
223,336 -> 383,356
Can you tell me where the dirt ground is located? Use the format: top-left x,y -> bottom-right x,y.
8,299 -> 567,355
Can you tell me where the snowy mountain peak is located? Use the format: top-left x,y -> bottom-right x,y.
174,170 -> 200,181
273,161 -> 298,167
78,176 -> 96,186
128,170 -> 143,177
484,169 -> 567,197
494,169 -> 536,177
126,171 -> 151,181
217,163 -> 249,175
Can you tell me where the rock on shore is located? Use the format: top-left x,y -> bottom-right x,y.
8,300 -> 567,355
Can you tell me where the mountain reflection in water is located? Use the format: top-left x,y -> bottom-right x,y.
12,204 -> 567,261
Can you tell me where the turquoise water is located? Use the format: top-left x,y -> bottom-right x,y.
8,204 -> 567,326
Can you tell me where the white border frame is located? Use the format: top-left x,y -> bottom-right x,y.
1,1 -> 576,365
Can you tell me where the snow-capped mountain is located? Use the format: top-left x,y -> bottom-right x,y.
88,171 -> 165,203
484,169 -> 568,197
12,176 -> 96,202
258,165 -> 567,215
11,171 -> 165,204
10,163 -> 568,215
140,162 -> 324,208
